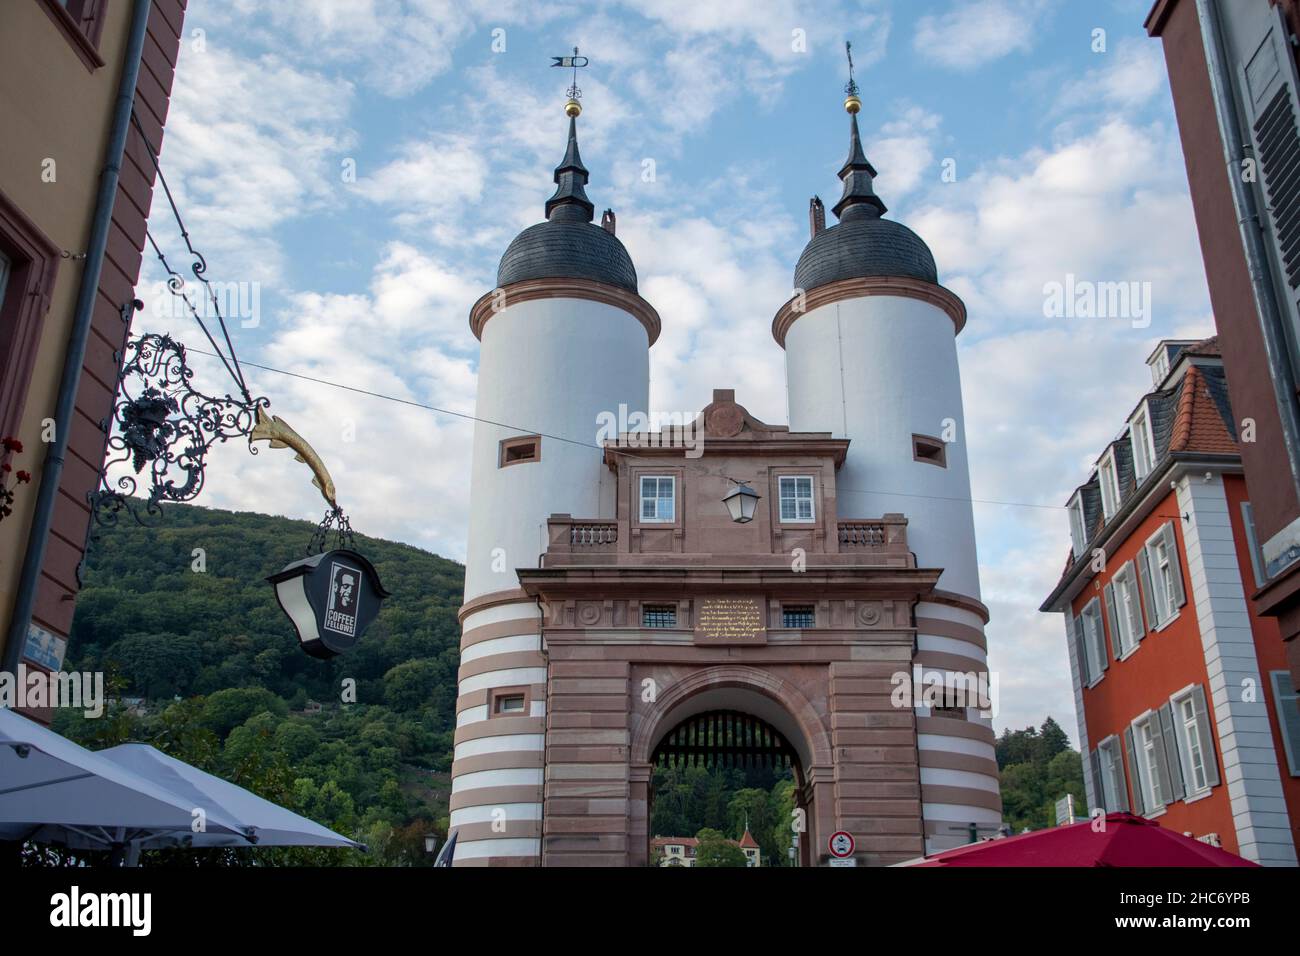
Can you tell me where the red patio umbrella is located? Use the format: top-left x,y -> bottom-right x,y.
908,813 -> 1258,867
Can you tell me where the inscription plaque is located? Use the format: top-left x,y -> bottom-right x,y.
694,596 -> 766,644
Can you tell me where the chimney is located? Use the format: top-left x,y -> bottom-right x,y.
809,196 -> 825,237
601,208 -> 616,234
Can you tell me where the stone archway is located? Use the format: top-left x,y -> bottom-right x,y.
629,665 -> 836,867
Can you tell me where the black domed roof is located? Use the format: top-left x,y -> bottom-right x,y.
494,112 -> 639,294
793,109 -> 939,292
498,220 -> 638,292
794,216 -> 936,291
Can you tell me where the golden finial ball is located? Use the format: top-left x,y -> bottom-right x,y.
565,98 -> 582,117
844,94 -> 861,114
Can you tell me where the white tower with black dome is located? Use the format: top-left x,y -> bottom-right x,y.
774,92 -> 1001,852
451,98 -> 660,866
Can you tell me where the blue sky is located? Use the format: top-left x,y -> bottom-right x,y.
133,0 -> 1216,739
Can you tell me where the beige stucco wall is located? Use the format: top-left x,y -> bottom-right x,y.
0,0 -> 132,660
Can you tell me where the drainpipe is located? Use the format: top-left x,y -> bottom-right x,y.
2,0 -> 154,674
1195,0 -> 1300,501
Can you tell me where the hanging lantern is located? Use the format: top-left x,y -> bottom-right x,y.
268,548 -> 389,659
722,481 -> 761,524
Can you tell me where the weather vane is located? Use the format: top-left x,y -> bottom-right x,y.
843,40 -> 861,114
552,45 -> 589,116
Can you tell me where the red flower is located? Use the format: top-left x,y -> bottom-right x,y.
1,464 -> 9,473
16,470 -> 31,483
2,436 -> 22,453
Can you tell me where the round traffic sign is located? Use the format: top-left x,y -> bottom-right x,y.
828,830 -> 855,858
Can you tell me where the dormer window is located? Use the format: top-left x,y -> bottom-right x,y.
1067,491 -> 1087,558
1098,450 -> 1121,521
1129,404 -> 1155,482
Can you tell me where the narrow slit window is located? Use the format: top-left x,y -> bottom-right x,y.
913,434 -> 947,468
499,435 -> 540,467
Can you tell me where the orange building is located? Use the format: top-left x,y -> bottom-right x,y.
1042,338 -> 1300,865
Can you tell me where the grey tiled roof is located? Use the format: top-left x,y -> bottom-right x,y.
497,220 -> 638,292
793,217 -> 938,292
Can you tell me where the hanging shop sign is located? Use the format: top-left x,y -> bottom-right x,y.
268,548 -> 389,659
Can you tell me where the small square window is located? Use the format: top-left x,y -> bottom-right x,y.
778,476 -> 814,522
495,694 -> 525,714
640,476 -> 675,522
642,604 -> 677,628
499,435 -> 540,467
912,434 -> 947,468
488,686 -> 530,718
781,605 -> 815,628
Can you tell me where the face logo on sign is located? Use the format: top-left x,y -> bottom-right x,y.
324,562 -> 360,637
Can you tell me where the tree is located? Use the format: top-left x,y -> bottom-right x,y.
693,828 -> 747,867
104,632 -> 202,699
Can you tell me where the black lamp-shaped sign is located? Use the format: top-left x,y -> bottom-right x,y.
268,549 -> 389,659
722,481 -> 761,524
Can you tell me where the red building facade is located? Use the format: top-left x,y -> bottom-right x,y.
1042,339 -> 1300,865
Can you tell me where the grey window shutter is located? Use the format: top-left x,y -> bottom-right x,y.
1191,685 -> 1221,789
1240,4 -> 1300,343
1072,615 -> 1090,685
1161,522 -> 1187,609
1089,750 -> 1105,812
1084,603 -> 1109,673
1103,582 -> 1121,657
1147,712 -> 1175,807
1270,671 -> 1300,775
1122,564 -> 1144,645
1136,546 -> 1157,629
1158,702 -> 1186,802
1124,727 -> 1146,815
1108,743 -> 1129,813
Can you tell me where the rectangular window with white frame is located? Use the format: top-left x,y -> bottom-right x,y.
1098,450 -> 1121,520
1079,598 -> 1108,685
1136,521 -> 1185,631
1168,684 -> 1219,799
1103,562 -> 1144,659
639,475 -> 675,523
1129,404 -> 1155,482
778,475 -> 815,522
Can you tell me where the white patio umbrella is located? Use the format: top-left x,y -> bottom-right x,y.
0,708 -> 247,859
98,743 -> 362,851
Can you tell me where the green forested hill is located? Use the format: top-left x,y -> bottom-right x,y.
52,501 -> 464,865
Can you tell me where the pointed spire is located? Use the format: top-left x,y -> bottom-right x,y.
545,114 -> 595,222
832,111 -> 887,222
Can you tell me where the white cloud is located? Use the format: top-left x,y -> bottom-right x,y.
914,0 -> 1054,70
160,45 -> 357,285
1055,38 -> 1168,114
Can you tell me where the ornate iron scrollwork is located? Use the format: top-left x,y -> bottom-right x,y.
89,332 -> 268,529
